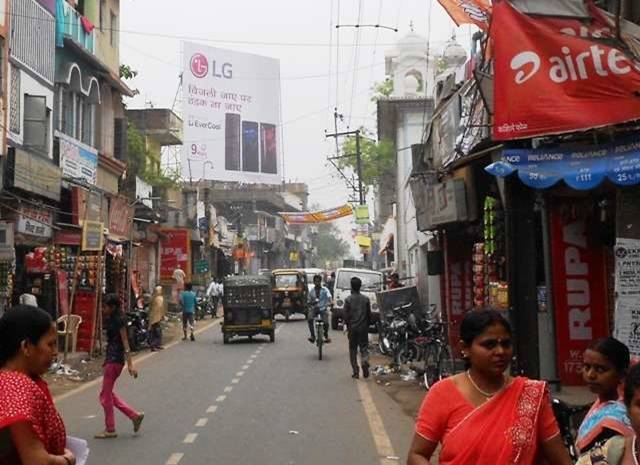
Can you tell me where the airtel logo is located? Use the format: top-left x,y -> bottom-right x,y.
510,45 -> 640,85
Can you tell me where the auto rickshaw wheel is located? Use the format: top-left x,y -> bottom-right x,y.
269,330 -> 275,343
285,310 -> 290,321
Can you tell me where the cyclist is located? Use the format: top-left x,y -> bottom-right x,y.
307,274 -> 332,344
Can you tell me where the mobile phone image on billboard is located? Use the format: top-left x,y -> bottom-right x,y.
260,123 -> 277,174
225,113 -> 241,171
242,121 -> 260,172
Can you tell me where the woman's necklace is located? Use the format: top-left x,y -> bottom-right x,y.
466,370 -> 505,398
633,435 -> 639,465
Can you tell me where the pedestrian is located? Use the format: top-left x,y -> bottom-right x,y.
206,279 -> 220,318
148,286 -> 165,351
326,271 -> 336,295
0,306 -> 76,465
342,276 -> 371,379
407,308 -> 572,465
388,272 -> 402,289
307,274 -> 332,344
171,265 -> 186,304
18,292 -> 38,307
180,283 -> 197,341
95,294 -> 144,439
575,337 -> 633,462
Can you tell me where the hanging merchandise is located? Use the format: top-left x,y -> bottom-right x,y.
472,243 -> 485,308
0,260 -> 14,310
483,196 -> 508,308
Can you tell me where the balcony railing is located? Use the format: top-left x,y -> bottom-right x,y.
56,0 -> 95,55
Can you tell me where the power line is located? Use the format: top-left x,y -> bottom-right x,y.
347,0 -> 364,128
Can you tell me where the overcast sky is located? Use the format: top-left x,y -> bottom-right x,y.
120,0 -> 470,256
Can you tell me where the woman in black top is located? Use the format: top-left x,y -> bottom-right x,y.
95,294 -> 143,439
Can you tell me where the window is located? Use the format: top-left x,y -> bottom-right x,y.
110,12 -> 118,46
81,99 -> 94,146
76,0 -> 85,15
58,85 -> 96,147
9,65 -> 20,134
23,95 -> 49,154
99,0 -> 106,31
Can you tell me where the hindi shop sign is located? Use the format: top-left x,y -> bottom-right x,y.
182,41 -> 282,185
614,239 -> 640,359
57,131 -> 98,184
16,206 -> 53,238
108,196 -> 133,242
159,228 -> 191,284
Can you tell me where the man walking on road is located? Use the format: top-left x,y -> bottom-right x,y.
343,277 -> 371,379
180,283 -> 197,341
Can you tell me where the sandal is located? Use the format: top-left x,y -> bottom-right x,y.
95,431 -> 118,439
132,412 -> 145,433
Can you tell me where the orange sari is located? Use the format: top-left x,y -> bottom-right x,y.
416,377 -> 556,465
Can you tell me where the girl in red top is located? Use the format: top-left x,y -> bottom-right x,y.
0,306 -> 75,465
407,308 -> 572,465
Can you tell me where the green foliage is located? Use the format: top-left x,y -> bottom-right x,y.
337,128 -> 395,188
119,64 -> 138,80
127,124 -> 180,189
313,222 -> 350,268
371,78 -> 393,102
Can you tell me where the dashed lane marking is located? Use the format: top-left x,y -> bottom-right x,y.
195,418 -> 208,427
236,371 -> 245,377
183,433 -> 198,444
166,453 -> 184,465
356,380 -> 398,465
231,378 -> 240,384
250,354 -> 258,359
242,365 -> 249,370
206,405 -> 218,414
247,359 -> 254,364
224,386 -> 233,393
216,395 -> 226,402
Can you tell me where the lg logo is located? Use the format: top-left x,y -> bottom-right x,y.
190,53 -> 209,79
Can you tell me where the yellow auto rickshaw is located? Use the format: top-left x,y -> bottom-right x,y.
272,269 -> 308,321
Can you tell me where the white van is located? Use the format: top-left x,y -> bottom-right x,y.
331,268 -> 384,331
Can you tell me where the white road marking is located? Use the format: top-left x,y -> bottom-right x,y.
195,418 -> 208,427
81,415 -> 97,419
183,433 -> 198,444
166,453 -> 184,465
206,405 -> 218,413
216,395 -> 226,402
250,354 -> 257,359
231,378 -> 240,384
356,381 -> 398,465
224,386 -> 233,393
242,365 -> 249,370
236,371 -> 245,377
247,359 -> 254,364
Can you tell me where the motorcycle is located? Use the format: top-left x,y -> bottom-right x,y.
378,303 -> 419,367
126,306 -> 149,352
195,291 -> 214,320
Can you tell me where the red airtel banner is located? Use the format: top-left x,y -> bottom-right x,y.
550,204 -> 609,385
492,1 -> 640,141
159,228 -> 191,285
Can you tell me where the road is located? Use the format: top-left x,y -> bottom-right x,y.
56,317 -> 416,465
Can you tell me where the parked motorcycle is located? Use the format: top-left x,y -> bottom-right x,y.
195,291 -> 216,320
126,307 -> 149,352
377,303 -> 420,367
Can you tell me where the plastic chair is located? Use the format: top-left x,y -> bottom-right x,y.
57,315 -> 83,353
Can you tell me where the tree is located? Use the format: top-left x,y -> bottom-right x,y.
371,78 -> 393,102
337,127 -> 395,188
127,123 -> 180,189
313,222 -> 351,268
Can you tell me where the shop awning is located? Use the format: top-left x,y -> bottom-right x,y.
485,136 -> 640,190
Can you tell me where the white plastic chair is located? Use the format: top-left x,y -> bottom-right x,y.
57,315 -> 83,353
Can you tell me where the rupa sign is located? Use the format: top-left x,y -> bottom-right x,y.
492,1 -> 640,140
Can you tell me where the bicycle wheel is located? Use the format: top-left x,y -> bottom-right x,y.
437,345 -> 455,379
422,344 -> 439,390
318,338 -> 323,360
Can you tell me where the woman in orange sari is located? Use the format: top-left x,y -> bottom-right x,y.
407,309 -> 572,465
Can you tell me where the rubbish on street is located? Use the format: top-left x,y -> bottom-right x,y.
288,430 -> 299,435
400,369 -> 418,381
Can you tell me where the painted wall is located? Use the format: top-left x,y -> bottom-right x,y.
94,0 -> 119,74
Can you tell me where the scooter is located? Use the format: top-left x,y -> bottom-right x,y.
126,306 -> 149,352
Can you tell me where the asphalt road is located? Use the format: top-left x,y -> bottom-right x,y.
56,316 -> 416,465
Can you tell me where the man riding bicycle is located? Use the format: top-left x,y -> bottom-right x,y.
307,274 -> 332,344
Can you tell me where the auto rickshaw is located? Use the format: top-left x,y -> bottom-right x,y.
221,275 -> 275,344
271,269 -> 308,320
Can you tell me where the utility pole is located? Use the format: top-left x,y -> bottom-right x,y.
325,127 -> 365,206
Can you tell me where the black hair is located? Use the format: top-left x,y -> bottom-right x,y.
391,272 -> 399,279
185,283 -> 193,291
0,306 -> 53,366
351,277 -> 362,292
313,274 -> 322,282
460,308 -> 512,347
587,337 -> 630,374
103,293 -> 121,311
624,363 -> 640,407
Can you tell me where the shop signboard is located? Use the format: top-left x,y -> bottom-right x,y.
613,239 -> 640,360
57,131 -> 98,185
135,177 -> 153,208
72,187 -> 106,225
423,179 -> 468,229
550,206 -> 609,385
444,235 -> 473,352
57,270 -> 69,315
16,206 -> 53,238
11,148 -> 61,201
195,259 -> 209,274
81,221 -> 104,251
182,41 -> 282,185
159,228 -> 191,284
108,196 -> 133,242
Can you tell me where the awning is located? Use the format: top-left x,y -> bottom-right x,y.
485,136 -> 640,190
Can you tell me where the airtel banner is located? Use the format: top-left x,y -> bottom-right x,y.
493,1 -> 640,141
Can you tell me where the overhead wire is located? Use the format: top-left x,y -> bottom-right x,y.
347,0 -> 364,128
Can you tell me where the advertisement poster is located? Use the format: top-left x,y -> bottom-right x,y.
614,239 -> 640,359
159,228 -> 191,284
182,41 -> 282,184
279,204 -> 353,224
57,131 -> 98,185
550,207 -> 609,385
444,234 -> 473,353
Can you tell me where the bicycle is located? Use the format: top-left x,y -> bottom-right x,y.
414,321 -> 455,389
552,398 -> 590,462
314,313 -> 324,360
